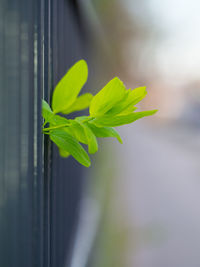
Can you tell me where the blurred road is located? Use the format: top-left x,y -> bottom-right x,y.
115,120 -> 200,267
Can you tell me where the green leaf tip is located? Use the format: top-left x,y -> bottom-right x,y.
42,60 -> 157,167
92,110 -> 158,127
89,77 -> 126,117
87,123 -> 123,144
50,129 -> 91,167
52,59 -> 88,114
62,93 -> 93,114
42,99 -> 54,123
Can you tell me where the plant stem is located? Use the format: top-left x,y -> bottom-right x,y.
42,123 -> 69,132
42,121 -> 48,127
80,117 -> 94,123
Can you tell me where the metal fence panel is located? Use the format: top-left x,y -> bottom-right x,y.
0,0 -> 86,266
0,0 -> 44,266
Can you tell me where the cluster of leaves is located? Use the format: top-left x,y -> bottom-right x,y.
42,60 -> 157,167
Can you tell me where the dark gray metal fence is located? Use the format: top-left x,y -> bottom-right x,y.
0,0 -> 88,266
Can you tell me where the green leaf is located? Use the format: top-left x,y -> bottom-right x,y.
65,121 -> 88,144
87,123 -> 123,144
80,123 -> 98,154
89,77 -> 126,117
50,114 -> 70,126
92,110 -> 158,127
52,59 -> 88,113
118,106 -> 137,115
75,116 -> 91,123
59,148 -> 70,158
42,102 -> 70,134
42,115 -> 70,133
62,93 -> 93,114
42,99 -> 54,122
128,86 -> 147,105
69,118 -> 98,154
106,87 -> 147,116
50,129 -> 91,167
68,117 -> 98,154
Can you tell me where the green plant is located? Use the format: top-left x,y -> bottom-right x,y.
42,59 -> 157,167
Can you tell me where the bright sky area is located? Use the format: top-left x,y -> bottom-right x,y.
124,0 -> 200,82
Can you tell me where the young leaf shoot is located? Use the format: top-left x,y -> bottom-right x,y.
42,59 -> 157,167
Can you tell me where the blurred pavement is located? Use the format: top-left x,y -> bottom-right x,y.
115,120 -> 200,267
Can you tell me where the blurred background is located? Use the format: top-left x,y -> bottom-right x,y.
79,0 -> 200,267
0,0 -> 200,266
